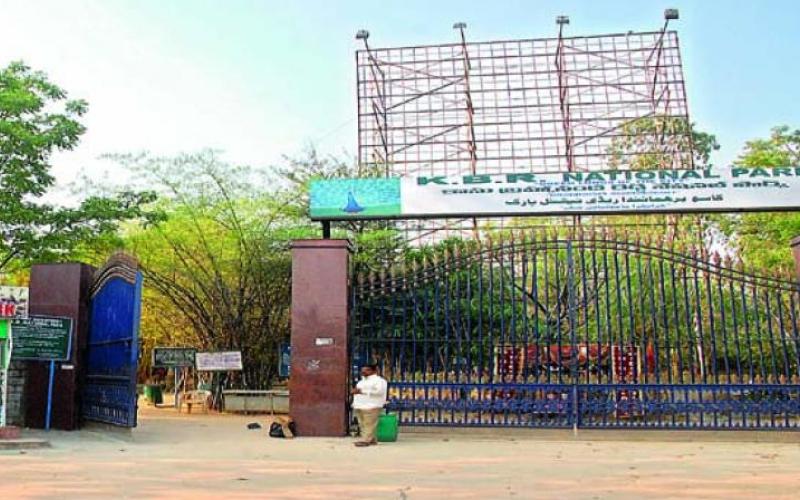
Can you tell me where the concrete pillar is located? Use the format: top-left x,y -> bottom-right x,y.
793,236 -> 800,283
289,240 -> 351,437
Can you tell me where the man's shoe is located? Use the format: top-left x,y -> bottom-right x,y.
354,441 -> 371,447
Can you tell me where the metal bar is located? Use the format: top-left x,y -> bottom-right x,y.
764,290 -> 780,382
679,266 -> 695,385
741,283 -> 755,383
715,270 -> 731,384
498,243 -> 508,426
776,292 -> 791,426
579,242 -> 591,386
532,245 -> 542,384
776,291 -> 791,382
704,265 -> 719,385
789,293 -> 800,380
477,246 -> 485,423
728,277 -> 743,382
752,286 -> 768,383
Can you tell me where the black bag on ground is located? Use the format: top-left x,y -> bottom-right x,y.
269,421 -> 297,438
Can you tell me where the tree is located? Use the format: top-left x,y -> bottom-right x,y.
595,117 -> 720,245
0,61 -> 156,276
717,126 -> 800,270
607,116 -> 719,170
113,151 -> 313,387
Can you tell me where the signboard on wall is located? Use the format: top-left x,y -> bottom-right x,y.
196,351 -> 243,371
10,316 -> 73,361
310,166 -> 800,220
0,286 -> 29,319
152,347 -> 197,368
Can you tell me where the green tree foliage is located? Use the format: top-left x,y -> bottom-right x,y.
717,126 -> 800,270
357,231 -> 797,385
577,117 -> 720,246
607,116 -> 719,170
0,61 -> 156,276
111,151 -> 314,386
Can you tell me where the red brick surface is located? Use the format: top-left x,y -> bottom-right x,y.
0,426 -> 21,440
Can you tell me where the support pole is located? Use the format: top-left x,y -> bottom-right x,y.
45,360 -> 55,431
322,221 -> 331,239
174,369 -> 179,409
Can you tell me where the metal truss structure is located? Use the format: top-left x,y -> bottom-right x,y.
356,12 -> 693,240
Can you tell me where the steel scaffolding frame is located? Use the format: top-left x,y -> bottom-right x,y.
355,15 -> 693,240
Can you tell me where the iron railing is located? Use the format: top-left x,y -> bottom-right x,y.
351,231 -> 800,429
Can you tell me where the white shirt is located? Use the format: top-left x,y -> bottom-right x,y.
352,374 -> 388,410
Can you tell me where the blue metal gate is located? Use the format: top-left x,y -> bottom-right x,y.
82,255 -> 143,427
351,231 -> 800,430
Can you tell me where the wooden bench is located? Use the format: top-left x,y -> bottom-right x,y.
178,390 -> 212,413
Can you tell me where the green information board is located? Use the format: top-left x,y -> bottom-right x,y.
11,316 -> 73,361
0,320 -> 8,340
152,347 -> 197,368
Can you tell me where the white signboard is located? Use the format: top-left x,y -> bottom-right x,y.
310,166 -> 800,220
0,286 -> 29,319
195,351 -> 243,371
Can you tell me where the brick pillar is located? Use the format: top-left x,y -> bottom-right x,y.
793,236 -> 800,283
5,361 -> 27,426
289,240 -> 351,437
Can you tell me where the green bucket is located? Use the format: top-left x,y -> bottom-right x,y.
376,413 -> 398,442
144,384 -> 163,405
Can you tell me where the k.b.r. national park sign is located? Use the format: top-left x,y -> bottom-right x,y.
309,166 -> 800,220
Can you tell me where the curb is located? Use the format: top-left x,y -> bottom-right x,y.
0,439 -> 51,451
401,426 -> 800,443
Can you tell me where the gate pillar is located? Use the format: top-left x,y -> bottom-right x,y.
290,239 -> 351,437
25,263 -> 95,430
792,236 -> 800,283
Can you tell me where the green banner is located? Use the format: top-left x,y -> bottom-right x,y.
11,316 -> 73,361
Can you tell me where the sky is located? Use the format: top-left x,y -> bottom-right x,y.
2,0 -> 799,192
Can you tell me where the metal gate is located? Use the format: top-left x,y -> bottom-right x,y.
82,255 -> 143,427
351,232 -> 800,429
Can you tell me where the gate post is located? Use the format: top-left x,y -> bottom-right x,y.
289,239 -> 351,437
792,236 -> 800,283
24,263 -> 94,430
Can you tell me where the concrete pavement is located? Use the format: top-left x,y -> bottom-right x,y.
1,404 -> 799,499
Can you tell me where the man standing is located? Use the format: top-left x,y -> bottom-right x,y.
351,363 -> 387,447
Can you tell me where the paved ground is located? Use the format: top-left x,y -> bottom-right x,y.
2,403 -> 800,499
